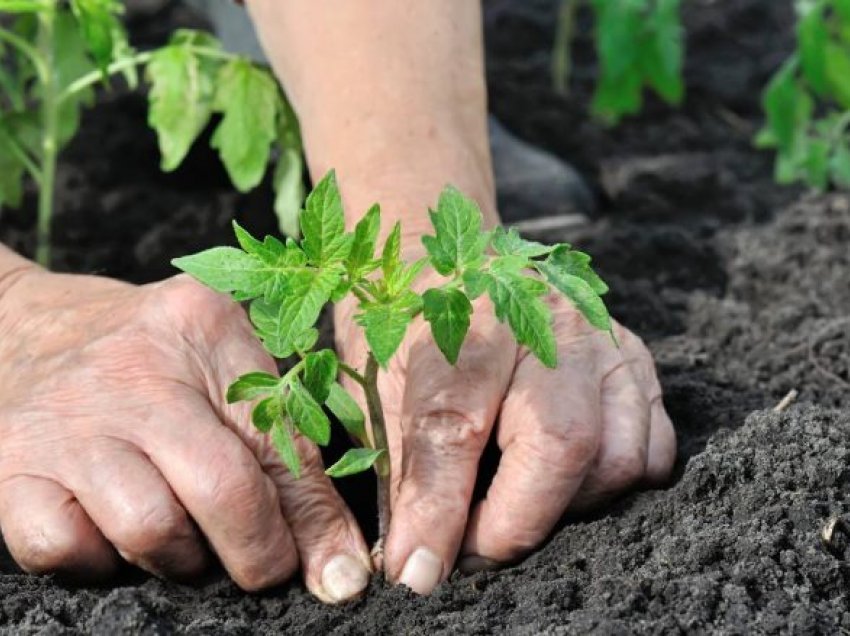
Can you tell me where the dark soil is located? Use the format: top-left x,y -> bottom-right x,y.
2,0 -> 850,633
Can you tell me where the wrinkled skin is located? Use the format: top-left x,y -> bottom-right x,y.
0,269 -> 370,603
0,265 -> 675,600
336,270 -> 676,593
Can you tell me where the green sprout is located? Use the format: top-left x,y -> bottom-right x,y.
0,0 -> 303,267
173,171 -> 613,542
552,0 -> 685,125
756,0 -> 850,190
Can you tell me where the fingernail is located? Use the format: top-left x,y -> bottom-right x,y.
458,555 -> 502,574
398,547 -> 443,595
321,554 -> 370,603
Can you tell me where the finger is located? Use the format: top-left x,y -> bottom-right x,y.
141,394 -> 300,592
645,396 -> 676,484
262,435 -> 372,604
0,475 -> 117,580
210,329 -> 372,603
385,318 -> 515,595
569,362 -> 650,510
67,441 -> 208,580
460,347 -> 602,569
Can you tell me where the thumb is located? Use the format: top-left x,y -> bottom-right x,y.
384,315 -> 514,594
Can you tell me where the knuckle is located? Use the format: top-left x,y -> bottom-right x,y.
523,425 -> 600,477
232,549 -> 299,592
154,276 -> 240,329
112,502 -> 191,557
597,451 -> 646,492
409,408 -> 489,456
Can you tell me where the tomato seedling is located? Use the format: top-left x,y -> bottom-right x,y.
0,0 -> 302,267
173,171 -> 613,543
552,0 -> 685,125
756,0 -> 850,190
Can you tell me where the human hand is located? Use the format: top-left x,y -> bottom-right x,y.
0,270 -> 371,603
335,270 -> 676,595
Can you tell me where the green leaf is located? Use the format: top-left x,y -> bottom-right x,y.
273,99 -> 304,238
381,221 -> 403,282
762,58 -> 812,154
248,266 -> 342,358
211,59 -> 280,191
226,372 -> 280,403
325,383 -> 367,444
273,146 -> 304,238
798,4 -> 829,95
347,204 -> 382,279
536,254 -> 612,335
462,269 -> 490,300
485,257 -> 557,368
325,448 -> 385,478
303,349 -> 338,403
69,0 -> 124,73
639,0 -> 685,105
0,1 -> 48,12
803,137 -> 830,190
421,186 -> 489,275
830,140 -> 850,188
491,226 -> 554,258
0,119 -> 28,209
825,42 -> 850,108
542,246 -> 609,295
54,12 -> 96,147
356,291 -> 422,367
172,247 -> 267,296
286,379 -> 331,446
422,288 -> 473,365
251,395 -> 281,434
271,418 -> 301,478
146,30 -> 220,171
301,170 -> 353,265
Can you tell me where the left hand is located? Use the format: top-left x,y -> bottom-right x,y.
335,270 -> 676,594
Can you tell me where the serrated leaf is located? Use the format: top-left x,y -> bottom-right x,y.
640,0 -> 685,105
301,170 -> 353,265
422,288 -> 473,364
356,291 -> 422,367
381,221 -> 403,282
543,246 -> 609,295
251,395 -> 281,434
485,258 -> 557,368
226,372 -> 280,403
303,349 -> 338,403
271,418 -> 301,478
211,59 -> 279,191
347,204 -> 381,279
248,266 -> 342,358
146,31 -> 219,171
325,383 -> 367,443
463,269 -> 490,300
325,448 -> 385,478
421,186 -> 489,275
803,136 -> 830,190
286,379 -> 331,446
492,226 -> 554,258
536,257 -> 612,334
172,247 -> 268,297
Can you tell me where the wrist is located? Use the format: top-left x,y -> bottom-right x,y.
0,247 -> 40,306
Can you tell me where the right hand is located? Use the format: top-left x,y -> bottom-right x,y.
0,268 -> 371,603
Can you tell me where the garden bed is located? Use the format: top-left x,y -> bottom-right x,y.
2,0 -> 850,633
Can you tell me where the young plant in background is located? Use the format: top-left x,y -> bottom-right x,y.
756,0 -> 850,190
173,171 -> 613,545
552,0 -> 685,125
0,0 -> 302,267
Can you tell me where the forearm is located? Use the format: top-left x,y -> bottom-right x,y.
245,0 -> 498,251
